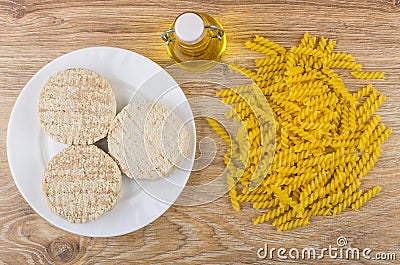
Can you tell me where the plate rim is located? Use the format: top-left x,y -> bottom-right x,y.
6,46 -> 196,237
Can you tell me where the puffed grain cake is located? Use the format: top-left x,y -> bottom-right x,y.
38,68 -> 116,145
108,101 -> 190,180
42,145 -> 122,223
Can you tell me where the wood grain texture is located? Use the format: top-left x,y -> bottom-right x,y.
1,0 -> 399,264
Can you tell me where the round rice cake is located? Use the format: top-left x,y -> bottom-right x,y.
38,68 -> 116,145
42,145 -> 122,223
108,101 -> 190,180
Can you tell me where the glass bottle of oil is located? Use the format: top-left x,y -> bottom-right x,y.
161,12 -> 226,71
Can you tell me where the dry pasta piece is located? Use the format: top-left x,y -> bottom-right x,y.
351,71 -> 385,80
253,199 -> 280,209
229,63 -> 259,81
331,190 -> 363,216
255,56 -> 286,67
227,172 -> 241,211
253,206 -> 289,225
299,32 -> 316,49
257,62 -> 286,75
327,60 -> 362,71
206,118 -> 231,145
277,217 -> 310,231
216,88 -> 237,97
245,41 -> 277,57
325,39 -> 337,55
353,84 -> 373,100
330,52 -> 355,62
210,33 -> 391,231
351,186 -> 382,210
254,35 -> 287,55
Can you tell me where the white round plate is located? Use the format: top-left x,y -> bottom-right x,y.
7,47 -> 196,237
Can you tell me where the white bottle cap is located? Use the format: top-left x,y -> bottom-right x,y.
175,13 -> 204,44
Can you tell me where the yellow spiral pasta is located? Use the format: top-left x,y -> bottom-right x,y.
237,191 -> 271,203
255,56 -> 286,67
227,172 -> 240,211
229,63 -> 260,81
206,118 -> 231,145
253,199 -> 280,209
253,35 -> 287,54
331,190 -> 363,216
364,128 -> 392,154
277,217 -> 310,231
210,33 -> 391,231
327,60 -> 362,71
253,205 -> 289,225
245,41 -> 278,57
272,208 -> 296,227
285,70 -> 317,84
221,94 -> 243,105
357,85 -> 379,101
330,52 -> 355,62
257,62 -> 286,75
325,39 -> 337,55
351,71 -> 385,79
317,36 -> 327,52
289,46 -> 323,57
351,186 -> 382,210
216,88 -> 237,98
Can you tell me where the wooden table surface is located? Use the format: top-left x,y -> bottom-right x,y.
1,0 -> 399,264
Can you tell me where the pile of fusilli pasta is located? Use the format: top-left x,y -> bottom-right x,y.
208,33 -> 391,231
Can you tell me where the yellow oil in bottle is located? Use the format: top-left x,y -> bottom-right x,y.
162,12 -> 226,71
